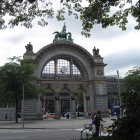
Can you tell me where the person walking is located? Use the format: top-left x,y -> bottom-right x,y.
77,111 -> 80,118
94,110 -> 105,137
91,111 -> 96,124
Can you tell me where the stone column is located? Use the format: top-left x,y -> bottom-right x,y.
42,97 -> 46,112
84,95 -> 87,114
70,97 -> 76,112
70,96 -> 76,118
89,84 -> 96,112
70,59 -> 73,78
94,83 -> 108,112
86,96 -> 90,113
55,96 -> 60,114
54,59 -> 58,78
37,98 -> 42,114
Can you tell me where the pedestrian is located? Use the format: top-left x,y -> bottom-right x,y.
94,110 -> 105,137
77,111 -> 80,118
5,114 -> 7,120
66,112 -> 70,119
91,111 -> 96,124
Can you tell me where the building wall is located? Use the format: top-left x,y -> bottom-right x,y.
23,42 -> 109,119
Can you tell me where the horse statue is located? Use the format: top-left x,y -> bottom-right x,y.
53,23 -> 73,42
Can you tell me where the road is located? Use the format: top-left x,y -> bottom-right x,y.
0,129 -> 83,140
0,117 -> 114,140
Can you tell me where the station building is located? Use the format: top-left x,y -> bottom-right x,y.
23,25 -> 124,119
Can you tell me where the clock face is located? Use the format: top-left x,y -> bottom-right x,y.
60,66 -> 67,74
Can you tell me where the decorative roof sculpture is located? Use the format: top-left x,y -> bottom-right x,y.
25,42 -> 33,53
53,23 -> 73,43
93,46 -> 100,57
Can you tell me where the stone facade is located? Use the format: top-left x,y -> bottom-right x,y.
23,39 -> 120,119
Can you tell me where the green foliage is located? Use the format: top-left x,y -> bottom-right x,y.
124,66 -> 140,92
0,0 -> 140,37
0,56 -> 40,122
0,56 -> 39,106
111,66 -> 140,140
76,89 -> 83,107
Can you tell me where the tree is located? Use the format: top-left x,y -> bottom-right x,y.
0,0 -> 140,37
76,89 -> 84,109
0,56 -> 40,123
112,66 -> 140,140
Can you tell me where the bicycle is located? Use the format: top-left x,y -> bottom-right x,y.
80,123 -> 95,139
99,123 -> 113,136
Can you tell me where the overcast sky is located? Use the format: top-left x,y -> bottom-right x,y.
0,14 -> 140,78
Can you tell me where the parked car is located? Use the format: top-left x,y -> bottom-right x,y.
64,112 -> 71,119
47,113 -> 56,118
43,113 -> 59,119
76,112 -> 84,117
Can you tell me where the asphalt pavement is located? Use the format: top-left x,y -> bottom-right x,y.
0,117 -> 115,129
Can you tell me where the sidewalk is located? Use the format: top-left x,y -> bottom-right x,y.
0,117 -> 115,129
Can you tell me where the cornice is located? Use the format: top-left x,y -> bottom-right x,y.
35,42 -> 95,64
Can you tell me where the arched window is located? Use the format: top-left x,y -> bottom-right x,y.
57,59 -> 70,74
59,88 -> 70,96
42,60 -> 55,79
44,89 -> 54,96
41,58 -> 87,80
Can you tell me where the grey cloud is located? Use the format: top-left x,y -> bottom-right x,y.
4,34 -> 25,44
91,24 -> 135,40
104,48 -> 140,71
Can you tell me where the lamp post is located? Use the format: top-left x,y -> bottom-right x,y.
22,83 -> 25,128
117,70 -> 122,115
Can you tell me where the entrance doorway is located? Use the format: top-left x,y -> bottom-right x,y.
76,89 -> 84,112
61,99 -> 70,116
46,100 -> 54,113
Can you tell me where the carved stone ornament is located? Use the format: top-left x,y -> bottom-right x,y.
97,70 -> 103,75
25,42 -> 33,53
93,46 -> 100,57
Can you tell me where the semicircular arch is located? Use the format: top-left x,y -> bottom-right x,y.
40,54 -> 89,80
34,43 -> 95,80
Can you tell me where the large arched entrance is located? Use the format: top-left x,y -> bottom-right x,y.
23,31 -> 108,119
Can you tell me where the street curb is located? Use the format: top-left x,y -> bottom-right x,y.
0,128 -> 76,130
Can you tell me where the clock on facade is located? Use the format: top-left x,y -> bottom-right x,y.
60,66 -> 67,74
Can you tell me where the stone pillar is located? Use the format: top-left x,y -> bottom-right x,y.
86,96 -> 90,113
70,96 -> 76,118
54,59 -> 58,78
94,83 -> 108,114
89,85 -> 96,112
42,98 -> 46,112
70,97 -> 76,112
55,96 -> 60,114
84,96 -> 87,113
70,59 -> 73,78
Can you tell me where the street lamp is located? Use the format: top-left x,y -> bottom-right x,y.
22,83 -> 25,128
117,70 -> 122,115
